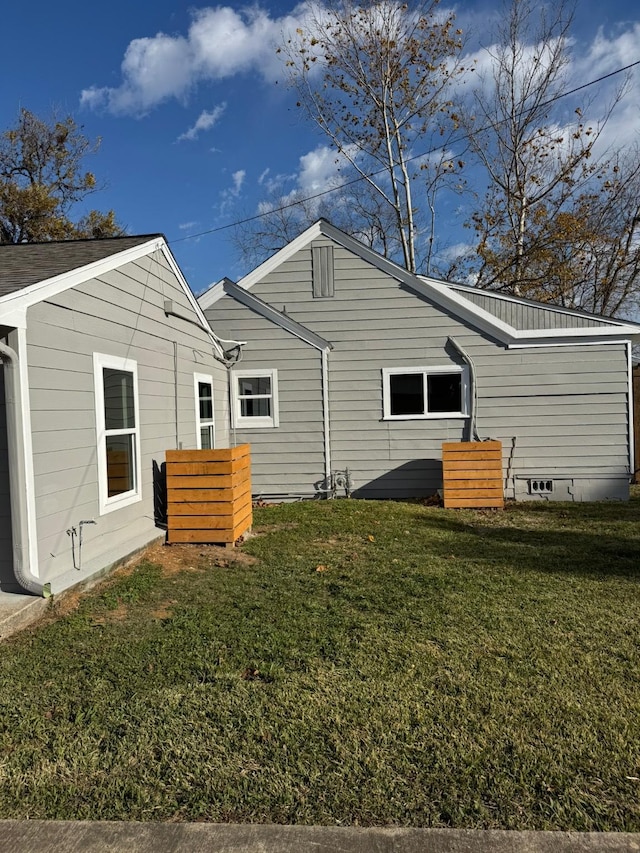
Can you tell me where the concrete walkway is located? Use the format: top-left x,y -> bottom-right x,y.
0,589 -> 49,641
0,823 -> 638,852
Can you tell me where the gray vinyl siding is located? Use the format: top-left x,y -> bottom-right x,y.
244,237 -> 630,499
26,251 -> 229,588
205,298 -> 325,496
452,288 -> 610,330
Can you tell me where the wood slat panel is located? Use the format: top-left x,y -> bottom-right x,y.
443,440 -> 504,509
166,446 -> 252,545
167,482 -> 251,503
166,444 -> 250,464
169,529 -> 236,544
442,440 -> 502,452
443,460 -> 503,471
444,487 -> 503,499
443,449 -> 503,462
445,497 -> 505,508
442,476 -> 503,486
165,458 -> 249,476
166,466 -> 251,490
168,493 -> 253,518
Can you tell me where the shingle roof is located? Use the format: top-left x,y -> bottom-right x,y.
0,235 -> 163,298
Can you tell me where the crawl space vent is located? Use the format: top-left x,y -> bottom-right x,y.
528,479 -> 554,495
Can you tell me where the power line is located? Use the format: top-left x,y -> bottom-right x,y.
169,57 -> 640,247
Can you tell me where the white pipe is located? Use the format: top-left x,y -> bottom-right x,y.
627,341 -> 635,479
0,342 -> 49,596
321,348 -> 332,490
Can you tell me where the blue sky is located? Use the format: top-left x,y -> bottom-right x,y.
1,0 -> 639,294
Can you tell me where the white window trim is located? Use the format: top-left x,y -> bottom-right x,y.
194,372 -> 215,449
382,366 -> 469,420
232,369 -> 279,429
93,353 -> 142,515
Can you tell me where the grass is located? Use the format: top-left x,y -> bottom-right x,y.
0,494 -> 639,829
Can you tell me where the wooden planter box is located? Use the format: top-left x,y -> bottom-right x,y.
442,440 -> 504,509
166,444 -> 252,545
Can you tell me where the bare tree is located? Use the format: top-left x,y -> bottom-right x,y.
280,0 -> 467,273
460,0 -> 630,304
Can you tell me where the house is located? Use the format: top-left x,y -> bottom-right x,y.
0,235 -> 232,596
199,219 -> 640,503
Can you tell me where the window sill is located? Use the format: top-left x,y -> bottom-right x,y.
99,491 -> 142,516
382,414 -> 469,421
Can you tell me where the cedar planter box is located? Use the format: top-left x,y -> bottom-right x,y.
166,444 -> 252,545
442,440 -> 504,509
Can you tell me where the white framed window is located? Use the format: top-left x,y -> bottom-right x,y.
232,369 -> 279,429
194,373 -> 215,450
382,366 -> 469,420
93,353 -> 142,515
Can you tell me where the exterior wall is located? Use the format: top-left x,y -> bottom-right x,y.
204,299 -> 326,496
234,236 -> 630,500
450,287 -> 609,330
25,250 -> 229,591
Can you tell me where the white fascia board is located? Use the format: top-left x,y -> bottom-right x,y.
198,279 -> 233,309
158,244 -> 227,359
225,281 -> 332,352
235,221 -> 325,292
0,306 -> 27,328
0,237 -> 165,314
507,336 -> 634,349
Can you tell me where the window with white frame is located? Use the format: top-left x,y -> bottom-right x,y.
194,373 -> 215,449
382,366 -> 468,419
93,353 -> 141,514
232,369 -> 279,428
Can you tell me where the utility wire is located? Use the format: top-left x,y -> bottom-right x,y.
169,58 -> 640,247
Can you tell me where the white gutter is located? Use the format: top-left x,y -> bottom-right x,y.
0,341 -> 49,596
628,341 -> 635,479
322,348 -> 331,485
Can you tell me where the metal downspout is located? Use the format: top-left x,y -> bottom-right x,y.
0,342 -> 49,597
627,341 -> 635,480
447,336 -> 480,442
321,348 -> 332,491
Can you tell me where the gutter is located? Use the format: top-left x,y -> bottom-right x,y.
322,348 -> 332,486
447,337 -> 480,442
0,342 -> 50,597
627,341 -> 635,479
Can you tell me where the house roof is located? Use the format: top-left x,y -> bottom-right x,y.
0,234 -> 233,360
199,219 -> 640,347
215,279 -> 332,351
0,235 -> 162,297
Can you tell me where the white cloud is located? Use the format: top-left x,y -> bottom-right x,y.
178,103 -> 226,141
81,4 -> 311,116
232,169 -> 246,195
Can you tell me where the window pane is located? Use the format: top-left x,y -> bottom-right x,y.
200,425 -> 213,450
427,373 -> 462,413
106,434 -> 134,496
241,397 -> 271,418
239,376 -> 271,396
389,373 -> 424,415
198,381 -> 213,420
103,368 -> 135,430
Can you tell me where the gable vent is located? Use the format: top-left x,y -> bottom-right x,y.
312,245 -> 335,298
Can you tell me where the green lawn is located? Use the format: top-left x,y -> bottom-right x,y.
0,496 -> 639,829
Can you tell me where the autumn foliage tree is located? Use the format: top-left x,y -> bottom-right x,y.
281,0 -> 467,273
0,108 -> 123,244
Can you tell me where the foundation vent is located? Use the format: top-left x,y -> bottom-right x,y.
528,479 -> 554,495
